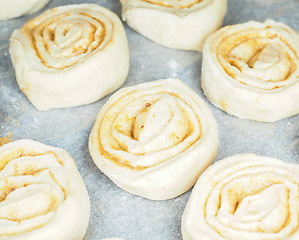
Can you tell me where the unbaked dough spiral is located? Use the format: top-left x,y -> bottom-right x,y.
89,78 -> 218,200
182,154 -> 299,240
0,0 -> 50,20
10,4 -> 129,110
0,139 -> 90,240
120,0 -> 227,50
139,0 -> 208,10
201,20 -> 299,122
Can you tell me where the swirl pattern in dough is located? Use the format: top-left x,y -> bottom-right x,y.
0,0 -> 50,20
89,78 -> 218,200
201,20 -> 299,122
10,4 -> 129,110
120,0 -> 227,50
182,154 -> 299,240
0,139 -> 90,240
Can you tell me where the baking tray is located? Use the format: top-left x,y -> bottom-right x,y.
0,0 -> 298,239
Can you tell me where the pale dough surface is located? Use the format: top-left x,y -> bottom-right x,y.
182,154 -> 299,240
89,78 -> 218,200
0,139 -> 90,240
0,0 -> 50,20
201,20 -> 299,122
120,0 -> 227,50
10,4 -> 129,111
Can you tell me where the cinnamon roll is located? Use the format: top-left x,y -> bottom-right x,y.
0,0 -> 50,20
10,4 -> 129,110
0,139 -> 90,240
182,154 -> 299,240
120,0 -> 227,50
89,78 -> 218,200
201,20 -> 299,122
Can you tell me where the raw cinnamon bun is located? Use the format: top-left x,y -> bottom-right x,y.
0,139 -> 90,240
10,4 -> 129,110
201,20 -> 299,122
89,78 -> 218,200
182,154 -> 299,240
120,0 -> 227,50
0,0 -> 50,20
